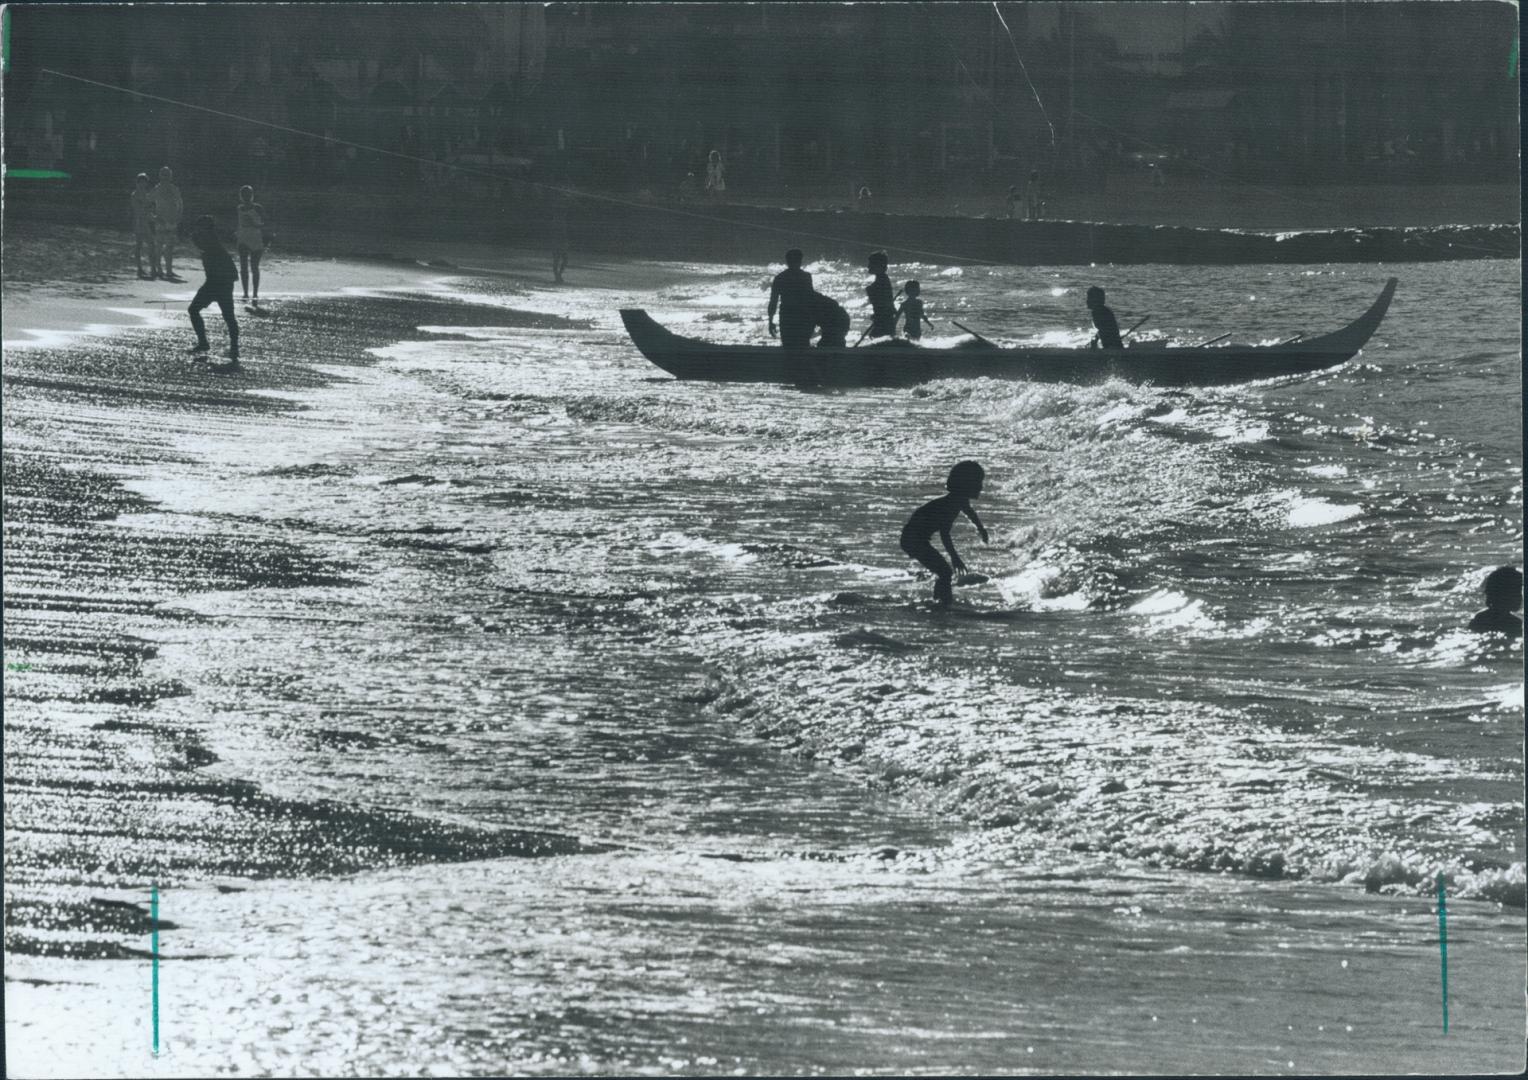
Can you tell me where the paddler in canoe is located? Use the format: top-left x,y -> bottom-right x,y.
864,250 -> 898,341
811,291 -> 850,348
1086,285 -> 1123,349
767,248 -> 815,348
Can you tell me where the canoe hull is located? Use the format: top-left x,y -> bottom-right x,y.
620,278 -> 1397,388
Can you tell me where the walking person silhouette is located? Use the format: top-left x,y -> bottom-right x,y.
186,215 -> 240,365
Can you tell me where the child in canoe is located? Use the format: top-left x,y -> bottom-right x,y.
897,280 -> 934,341
900,460 -> 989,607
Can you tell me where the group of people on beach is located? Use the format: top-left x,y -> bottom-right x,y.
766,248 -> 1125,352
133,167 -> 271,366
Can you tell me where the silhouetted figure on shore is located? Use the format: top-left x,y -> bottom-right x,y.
1006,184 -> 1020,219
235,185 -> 266,304
900,461 -> 989,608
705,150 -> 726,196
898,280 -> 933,341
1469,566 -> 1522,637
865,251 -> 896,340
550,199 -> 570,283
131,173 -> 157,279
150,166 -> 184,281
1025,169 -> 1044,220
810,291 -> 850,348
1087,285 -> 1123,349
857,184 -> 873,211
768,248 -> 815,348
187,216 -> 240,364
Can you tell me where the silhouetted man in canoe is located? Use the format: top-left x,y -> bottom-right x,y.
865,251 -> 897,340
768,248 -> 814,348
1469,565 -> 1522,637
811,291 -> 850,348
1087,285 -> 1123,349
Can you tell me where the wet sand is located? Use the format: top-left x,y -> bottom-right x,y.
4,227 -> 619,951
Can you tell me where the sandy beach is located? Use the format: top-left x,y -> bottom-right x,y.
4,222 -> 656,937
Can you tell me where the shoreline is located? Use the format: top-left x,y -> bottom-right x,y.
2,252 -> 640,952
7,180 -> 1520,273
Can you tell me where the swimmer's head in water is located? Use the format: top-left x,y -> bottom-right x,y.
947,460 -> 984,498
785,248 -> 804,268
1483,566 -> 1524,612
868,251 -> 889,274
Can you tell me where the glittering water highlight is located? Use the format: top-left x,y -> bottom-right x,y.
4,255 -> 1521,1075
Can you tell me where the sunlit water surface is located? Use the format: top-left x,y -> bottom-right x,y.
7,258 -> 1523,1075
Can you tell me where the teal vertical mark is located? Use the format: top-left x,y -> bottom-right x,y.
1510,35 -> 1519,78
7,169 -> 72,180
1436,872 -> 1448,1035
152,885 -> 161,1057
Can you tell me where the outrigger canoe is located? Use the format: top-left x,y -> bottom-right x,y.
619,277 -> 1397,388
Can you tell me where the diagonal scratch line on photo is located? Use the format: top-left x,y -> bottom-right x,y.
36,67 -> 1000,267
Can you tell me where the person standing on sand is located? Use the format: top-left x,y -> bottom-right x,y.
187,215 -> 240,364
550,195 -> 570,283
864,251 -> 897,340
768,248 -> 815,348
234,185 -> 266,305
1025,169 -> 1044,221
705,150 -> 726,196
131,173 -> 158,280
150,166 -> 185,281
900,460 -> 990,608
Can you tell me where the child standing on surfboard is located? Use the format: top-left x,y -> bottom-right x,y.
900,461 -> 989,607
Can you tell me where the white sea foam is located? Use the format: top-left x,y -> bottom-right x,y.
1286,497 -> 1363,528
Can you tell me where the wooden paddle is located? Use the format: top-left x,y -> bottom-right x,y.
1193,332 -> 1233,347
951,320 -> 995,347
1088,314 -> 1148,349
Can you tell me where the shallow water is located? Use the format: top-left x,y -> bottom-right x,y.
5,257 -> 1523,1074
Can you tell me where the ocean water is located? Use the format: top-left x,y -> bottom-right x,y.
5,257 -> 1523,1074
